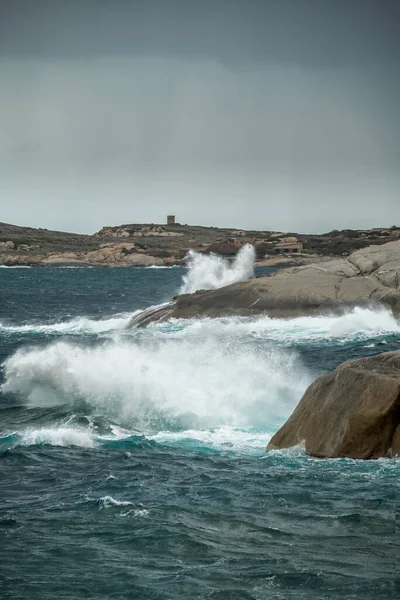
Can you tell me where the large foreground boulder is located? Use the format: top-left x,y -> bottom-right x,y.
267,351 -> 400,459
131,241 -> 400,326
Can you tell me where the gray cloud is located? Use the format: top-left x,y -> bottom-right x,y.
1,0 -> 399,68
0,1 -> 399,233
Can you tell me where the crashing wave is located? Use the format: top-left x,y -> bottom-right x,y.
1,332 -> 308,433
180,244 -> 255,294
157,307 -> 400,343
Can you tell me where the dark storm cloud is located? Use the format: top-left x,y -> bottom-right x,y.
1,0 -> 400,67
0,0 -> 399,233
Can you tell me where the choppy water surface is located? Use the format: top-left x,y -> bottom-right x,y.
0,260 -> 399,599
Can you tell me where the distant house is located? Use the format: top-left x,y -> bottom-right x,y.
274,241 -> 303,255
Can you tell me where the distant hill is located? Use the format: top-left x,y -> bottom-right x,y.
0,221 -> 399,267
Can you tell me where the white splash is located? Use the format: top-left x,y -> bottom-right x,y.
2,302 -> 399,452
98,496 -> 149,517
1,334 -> 308,432
157,307 -> 400,343
180,244 -> 255,294
149,426 -> 273,453
2,306 -> 399,438
98,496 -> 135,508
21,427 -> 96,448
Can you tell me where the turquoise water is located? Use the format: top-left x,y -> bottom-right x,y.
0,266 -> 399,599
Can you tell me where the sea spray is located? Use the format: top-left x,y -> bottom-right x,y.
156,307 -> 400,344
21,426 -> 96,448
1,306 -> 399,342
1,333 -> 309,432
2,306 -> 399,426
180,244 -> 255,293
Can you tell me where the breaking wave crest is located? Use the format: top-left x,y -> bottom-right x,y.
0,427 -> 96,450
0,313 -> 136,335
1,305 -> 399,454
145,265 -> 181,269
0,424 -> 275,454
1,305 -> 398,342
1,307 -> 399,438
159,307 -> 400,343
180,244 -> 255,293
1,333 -> 309,434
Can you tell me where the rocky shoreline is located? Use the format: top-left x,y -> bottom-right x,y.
131,240 -> 400,326
1,221 -> 399,268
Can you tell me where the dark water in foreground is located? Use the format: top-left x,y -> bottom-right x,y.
0,266 -> 399,599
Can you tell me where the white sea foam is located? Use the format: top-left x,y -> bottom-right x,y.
1,333 -> 309,431
149,426 -> 273,453
0,313 -> 136,335
2,305 -> 399,439
2,287 -> 399,453
180,244 -> 255,293
97,496 -> 149,517
20,427 -> 96,448
2,305 -> 398,343
145,265 -> 182,269
99,496 -> 135,508
157,306 -> 400,343
0,265 -> 32,268
127,509 -> 149,518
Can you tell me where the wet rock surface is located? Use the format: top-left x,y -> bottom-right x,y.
267,350 -> 400,459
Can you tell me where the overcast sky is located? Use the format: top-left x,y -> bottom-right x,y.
0,0 -> 399,234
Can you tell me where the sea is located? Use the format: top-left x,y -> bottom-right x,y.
0,249 -> 399,600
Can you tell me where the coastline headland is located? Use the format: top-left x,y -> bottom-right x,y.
1,220 -> 399,269
130,239 -> 400,325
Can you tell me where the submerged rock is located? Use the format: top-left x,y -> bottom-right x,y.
267,351 -> 400,459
